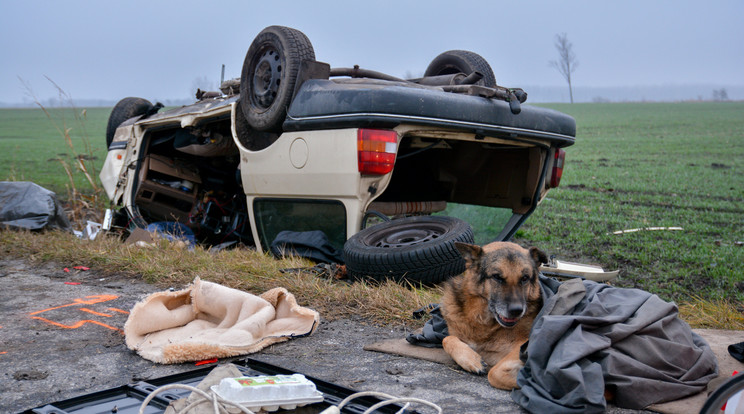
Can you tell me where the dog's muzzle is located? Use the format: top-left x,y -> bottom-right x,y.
496,314 -> 520,328
490,302 -> 524,328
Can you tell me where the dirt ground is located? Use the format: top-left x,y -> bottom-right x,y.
1,258 -> 653,413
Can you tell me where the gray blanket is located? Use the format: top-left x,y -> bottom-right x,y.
512,276 -> 719,413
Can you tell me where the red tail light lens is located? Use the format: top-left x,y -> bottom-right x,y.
357,129 -> 398,175
549,148 -> 566,188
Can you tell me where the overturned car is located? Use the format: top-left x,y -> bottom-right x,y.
100,26 -> 575,283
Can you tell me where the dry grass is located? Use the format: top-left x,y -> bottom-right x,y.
2,227 -> 741,330
0,229 -> 441,327
679,296 -> 744,330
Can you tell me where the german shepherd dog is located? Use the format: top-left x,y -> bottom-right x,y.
441,241 -> 547,390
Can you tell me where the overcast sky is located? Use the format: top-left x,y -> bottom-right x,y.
2,0 -> 742,104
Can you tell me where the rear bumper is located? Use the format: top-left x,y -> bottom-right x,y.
284,79 -> 576,147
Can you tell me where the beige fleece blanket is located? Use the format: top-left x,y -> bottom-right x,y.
124,278 -> 319,364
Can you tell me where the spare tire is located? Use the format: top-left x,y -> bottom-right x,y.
240,26 -> 315,132
424,50 -> 497,87
105,97 -> 155,148
344,216 -> 474,284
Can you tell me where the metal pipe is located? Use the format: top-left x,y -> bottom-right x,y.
458,71 -> 483,85
416,74 -> 462,86
329,66 -> 407,82
414,72 -> 484,86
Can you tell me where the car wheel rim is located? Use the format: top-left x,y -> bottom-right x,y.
364,222 -> 448,248
252,47 -> 282,109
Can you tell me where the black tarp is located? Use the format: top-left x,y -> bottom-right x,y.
0,181 -> 71,232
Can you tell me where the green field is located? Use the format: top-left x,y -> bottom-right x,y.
1,102 -> 743,303
515,102 -> 744,301
0,106 -> 110,196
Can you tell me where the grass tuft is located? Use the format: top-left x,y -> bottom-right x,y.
4,229 -> 742,329
679,296 -> 744,330
0,230 -> 440,327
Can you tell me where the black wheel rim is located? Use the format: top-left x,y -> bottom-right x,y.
251,46 -> 283,109
362,222 -> 448,248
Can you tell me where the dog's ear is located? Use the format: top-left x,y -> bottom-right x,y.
529,246 -> 548,266
455,242 -> 483,267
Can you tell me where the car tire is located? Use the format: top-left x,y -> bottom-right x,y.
424,50 -> 497,87
234,99 -> 279,151
343,216 -> 474,284
240,26 -> 315,132
105,97 -> 155,148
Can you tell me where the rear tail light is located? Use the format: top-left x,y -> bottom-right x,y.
549,148 -> 566,188
357,129 -> 398,175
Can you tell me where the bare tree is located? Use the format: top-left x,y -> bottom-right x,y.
713,88 -> 729,101
550,33 -> 579,103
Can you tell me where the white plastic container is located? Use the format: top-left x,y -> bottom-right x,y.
211,374 -> 324,412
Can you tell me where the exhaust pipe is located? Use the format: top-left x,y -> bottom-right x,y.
458,71 -> 483,85
416,71 -> 484,86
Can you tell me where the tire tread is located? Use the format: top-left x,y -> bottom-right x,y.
105,97 -> 153,147
344,216 -> 474,284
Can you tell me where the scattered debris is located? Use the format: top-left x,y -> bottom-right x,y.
63,266 -> 90,273
540,259 -> 619,282
195,358 -> 219,366
715,240 -> 744,247
611,226 -> 684,235
145,222 -> 195,246
74,220 -> 103,240
13,369 -> 49,381
281,263 -> 348,280
209,240 -> 239,252
124,224 -> 194,250
102,208 -> 113,231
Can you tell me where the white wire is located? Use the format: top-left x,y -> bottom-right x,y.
137,383 -> 255,414
337,390 -> 397,408
140,383 -> 443,414
364,397 -> 442,414
337,390 -> 443,414
395,402 -> 412,414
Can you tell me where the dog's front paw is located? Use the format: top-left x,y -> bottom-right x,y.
442,335 -> 487,374
455,355 -> 488,374
488,359 -> 523,390
454,354 -> 488,374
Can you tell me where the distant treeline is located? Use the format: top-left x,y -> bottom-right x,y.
523,84 -> 744,103
0,98 -> 192,109
1,85 -> 742,108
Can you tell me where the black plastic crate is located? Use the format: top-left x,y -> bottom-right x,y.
23,358 -> 415,414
